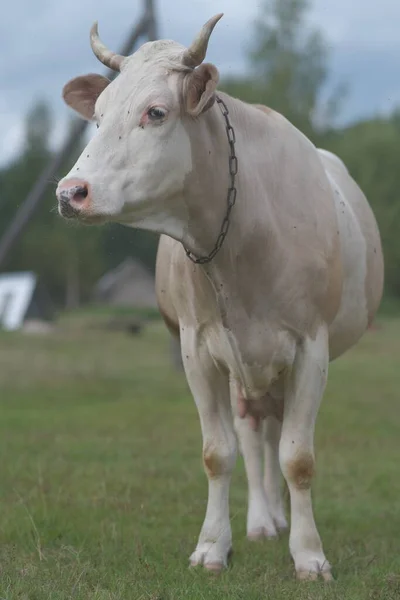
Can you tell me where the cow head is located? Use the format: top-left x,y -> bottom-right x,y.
56,14 -> 223,232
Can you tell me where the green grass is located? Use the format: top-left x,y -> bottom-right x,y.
59,304 -> 162,322
0,315 -> 399,599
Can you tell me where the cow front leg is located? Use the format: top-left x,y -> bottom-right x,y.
182,338 -> 237,572
279,326 -> 333,581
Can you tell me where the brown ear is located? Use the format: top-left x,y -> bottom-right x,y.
185,63 -> 219,117
62,74 -> 110,121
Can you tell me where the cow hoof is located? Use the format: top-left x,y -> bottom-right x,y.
295,558 -> 333,582
246,496 -> 284,541
247,527 -> 278,541
203,562 -> 225,574
297,569 -> 334,582
190,560 -> 225,574
189,544 -> 232,572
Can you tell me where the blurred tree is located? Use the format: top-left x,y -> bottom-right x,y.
24,101 -> 52,157
222,0 -> 346,139
0,102 -> 53,239
0,103 -> 105,307
0,102 -> 53,243
102,224 -> 159,274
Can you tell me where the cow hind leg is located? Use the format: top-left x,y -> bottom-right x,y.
182,335 -> 237,572
234,415 -> 278,540
232,379 -> 287,540
263,416 -> 288,532
279,326 -> 333,581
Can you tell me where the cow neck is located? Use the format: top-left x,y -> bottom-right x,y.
183,95 -> 237,265
179,93 -> 274,315
179,93 -> 244,267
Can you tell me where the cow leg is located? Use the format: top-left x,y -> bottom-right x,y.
263,416 -> 288,531
279,326 -> 332,581
234,416 -> 278,540
183,339 -> 237,572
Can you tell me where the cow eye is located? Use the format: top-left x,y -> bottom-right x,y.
147,107 -> 166,121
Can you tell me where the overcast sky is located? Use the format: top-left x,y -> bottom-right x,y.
1,0 -> 400,166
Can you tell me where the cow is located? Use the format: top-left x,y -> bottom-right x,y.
56,14 -> 384,581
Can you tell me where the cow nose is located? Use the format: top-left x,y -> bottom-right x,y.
56,178 -> 91,208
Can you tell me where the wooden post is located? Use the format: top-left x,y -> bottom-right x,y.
145,0 -> 159,41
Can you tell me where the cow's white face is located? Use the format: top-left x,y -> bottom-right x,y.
56,19 -> 221,231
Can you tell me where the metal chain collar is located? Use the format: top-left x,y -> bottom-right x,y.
184,95 -> 238,264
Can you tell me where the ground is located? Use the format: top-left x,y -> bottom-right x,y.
0,311 -> 399,599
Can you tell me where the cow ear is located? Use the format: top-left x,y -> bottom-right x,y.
184,63 -> 219,117
62,74 -> 110,121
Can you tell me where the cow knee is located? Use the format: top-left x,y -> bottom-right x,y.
280,448 -> 315,490
203,440 -> 236,479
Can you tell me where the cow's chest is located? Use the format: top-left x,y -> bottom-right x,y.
180,314 -> 295,401
172,257 -> 296,399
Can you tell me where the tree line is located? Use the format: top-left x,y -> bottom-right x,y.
1,0 -> 399,307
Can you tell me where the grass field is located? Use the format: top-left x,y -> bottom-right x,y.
0,313 -> 399,599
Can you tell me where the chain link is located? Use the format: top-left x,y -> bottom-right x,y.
184,95 -> 238,264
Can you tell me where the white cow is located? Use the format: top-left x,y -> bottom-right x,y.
56,14 -> 384,580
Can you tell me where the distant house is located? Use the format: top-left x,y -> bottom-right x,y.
0,272 -> 54,331
94,258 -> 157,309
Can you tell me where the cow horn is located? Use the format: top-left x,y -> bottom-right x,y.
182,13 -> 224,68
90,22 -> 125,71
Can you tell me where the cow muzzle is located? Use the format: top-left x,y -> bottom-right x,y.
56,178 -> 91,219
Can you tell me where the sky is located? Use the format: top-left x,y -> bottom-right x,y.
1,0 -> 400,166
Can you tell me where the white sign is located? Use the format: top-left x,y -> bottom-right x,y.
0,272 -> 36,331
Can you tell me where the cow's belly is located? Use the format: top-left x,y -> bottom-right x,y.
324,169 -> 370,360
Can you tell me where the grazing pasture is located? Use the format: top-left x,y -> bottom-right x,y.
0,313 -> 399,599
